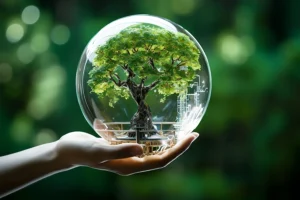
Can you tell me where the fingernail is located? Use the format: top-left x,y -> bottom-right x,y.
192,133 -> 199,141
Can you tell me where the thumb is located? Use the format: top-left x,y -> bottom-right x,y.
101,143 -> 143,161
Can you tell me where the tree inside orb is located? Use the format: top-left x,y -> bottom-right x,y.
88,23 -> 201,138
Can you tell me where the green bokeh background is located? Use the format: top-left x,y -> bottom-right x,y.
0,0 -> 299,199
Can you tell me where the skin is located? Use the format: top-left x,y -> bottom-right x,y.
0,131 -> 199,198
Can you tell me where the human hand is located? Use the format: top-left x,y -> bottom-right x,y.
55,132 -> 143,169
55,131 -> 198,175
98,132 -> 199,175
0,130 -> 197,198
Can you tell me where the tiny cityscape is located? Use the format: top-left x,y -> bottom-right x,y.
175,75 -> 208,130
95,75 -> 208,155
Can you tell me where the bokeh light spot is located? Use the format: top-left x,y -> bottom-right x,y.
30,33 -> 50,53
21,5 -> 40,25
34,129 -> 57,145
218,34 -> 254,65
27,65 -> 66,120
10,115 -> 33,144
17,43 -> 36,64
51,25 -> 70,45
0,63 -> 13,83
6,24 -> 24,43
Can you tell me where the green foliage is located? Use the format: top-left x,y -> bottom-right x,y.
88,23 -> 200,106
1,1 -> 299,199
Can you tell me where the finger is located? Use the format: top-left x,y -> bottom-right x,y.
98,134 -> 196,175
159,132 -> 198,164
140,132 -> 198,169
98,132 -> 199,175
99,143 -> 143,161
155,133 -> 198,156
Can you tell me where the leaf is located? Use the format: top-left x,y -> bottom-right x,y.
89,23 -> 201,106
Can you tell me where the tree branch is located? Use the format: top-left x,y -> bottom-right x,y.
144,80 -> 160,93
122,64 -> 136,79
149,45 -> 153,51
113,73 -> 121,81
140,77 -> 146,88
143,80 -> 160,94
177,61 -> 186,67
109,74 -> 120,86
149,58 -> 158,71
109,73 -> 127,87
149,80 -> 160,89
174,56 -> 181,61
121,64 -> 127,70
145,44 -> 152,51
132,48 -> 139,53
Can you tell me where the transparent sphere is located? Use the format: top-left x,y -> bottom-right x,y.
76,14 -> 211,156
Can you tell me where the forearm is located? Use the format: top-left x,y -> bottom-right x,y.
0,130 -> 192,197
0,142 -> 70,198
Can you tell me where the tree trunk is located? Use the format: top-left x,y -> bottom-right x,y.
127,81 -> 157,138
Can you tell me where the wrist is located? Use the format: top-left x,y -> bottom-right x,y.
53,138 -> 82,170
48,141 -> 75,172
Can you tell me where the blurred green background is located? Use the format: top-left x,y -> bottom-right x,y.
0,0 -> 299,199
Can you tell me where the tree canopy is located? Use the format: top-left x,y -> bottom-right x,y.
88,23 -> 201,106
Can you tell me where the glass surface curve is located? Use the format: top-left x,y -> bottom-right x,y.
76,14 -> 211,155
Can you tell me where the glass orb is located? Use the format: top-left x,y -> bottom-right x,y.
76,14 -> 211,156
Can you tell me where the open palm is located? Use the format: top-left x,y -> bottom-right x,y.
56,131 -> 198,175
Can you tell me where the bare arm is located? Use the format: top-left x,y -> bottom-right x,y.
0,131 -> 198,198
0,142 -> 64,197
0,133 -> 143,198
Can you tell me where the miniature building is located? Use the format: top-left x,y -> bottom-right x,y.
175,75 -> 207,131
111,137 -> 175,155
95,75 -> 207,155
96,122 -> 176,155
